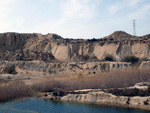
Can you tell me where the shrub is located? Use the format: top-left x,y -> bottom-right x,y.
103,54 -> 115,61
0,81 -> 32,102
82,55 -> 89,61
32,67 -> 150,92
87,38 -> 97,42
8,66 -> 17,74
32,80 -> 62,92
121,55 -> 139,64
82,55 -> 99,62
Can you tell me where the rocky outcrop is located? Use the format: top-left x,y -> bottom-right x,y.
140,61 -> 150,68
41,83 -> 150,110
0,31 -> 150,62
0,61 -> 131,74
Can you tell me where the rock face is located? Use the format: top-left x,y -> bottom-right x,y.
60,90 -> 150,110
0,61 -> 131,74
140,61 -> 150,68
0,31 -> 150,62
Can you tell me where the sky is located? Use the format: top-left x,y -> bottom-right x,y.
0,0 -> 150,39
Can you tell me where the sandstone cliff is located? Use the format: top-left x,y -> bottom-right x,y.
0,31 -> 150,62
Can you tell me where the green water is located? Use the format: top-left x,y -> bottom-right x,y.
0,98 -> 149,113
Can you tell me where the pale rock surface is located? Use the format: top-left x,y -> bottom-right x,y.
0,61 -> 131,74
42,83 -> 150,110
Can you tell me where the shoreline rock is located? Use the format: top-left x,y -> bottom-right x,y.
40,85 -> 150,111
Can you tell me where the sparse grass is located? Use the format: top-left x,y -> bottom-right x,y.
32,67 -> 150,92
0,81 -> 32,102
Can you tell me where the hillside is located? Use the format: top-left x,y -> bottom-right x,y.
0,31 -> 150,62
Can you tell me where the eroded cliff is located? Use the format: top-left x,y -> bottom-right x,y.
0,31 -> 150,62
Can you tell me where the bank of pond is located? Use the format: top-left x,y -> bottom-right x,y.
0,98 -> 149,113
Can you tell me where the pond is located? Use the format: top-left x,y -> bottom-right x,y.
0,98 -> 149,113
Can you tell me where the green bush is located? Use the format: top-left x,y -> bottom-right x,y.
121,55 -> 139,64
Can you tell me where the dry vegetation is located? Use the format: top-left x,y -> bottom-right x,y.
33,67 -> 150,92
0,81 -> 32,102
0,67 -> 150,102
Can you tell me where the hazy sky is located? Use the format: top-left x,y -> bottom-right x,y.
0,0 -> 150,38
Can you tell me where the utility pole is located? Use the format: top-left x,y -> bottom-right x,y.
133,19 -> 136,36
